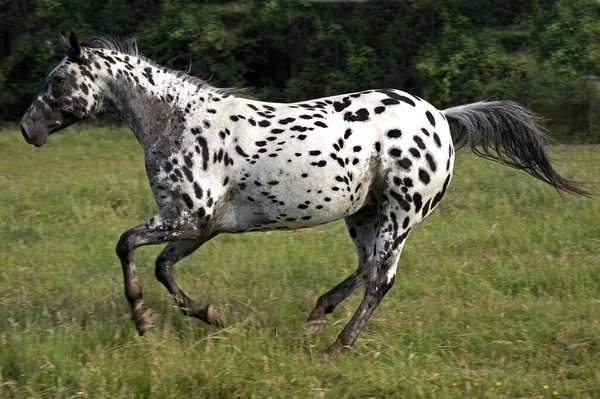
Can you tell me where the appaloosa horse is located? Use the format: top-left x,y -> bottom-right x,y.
20,31 -> 585,353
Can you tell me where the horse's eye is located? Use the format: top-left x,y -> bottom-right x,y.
53,76 -> 65,84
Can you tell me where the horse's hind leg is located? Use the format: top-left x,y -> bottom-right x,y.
306,204 -> 378,334
328,206 -> 411,353
155,237 -> 223,327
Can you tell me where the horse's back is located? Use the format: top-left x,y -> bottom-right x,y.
218,89 -> 454,232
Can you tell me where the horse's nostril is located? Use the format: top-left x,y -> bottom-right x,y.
20,124 -> 33,144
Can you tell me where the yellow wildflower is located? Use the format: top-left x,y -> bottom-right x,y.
496,381 -> 503,387
543,385 -> 550,389
552,391 -> 559,396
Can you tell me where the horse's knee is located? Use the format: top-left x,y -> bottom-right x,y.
115,231 -> 133,260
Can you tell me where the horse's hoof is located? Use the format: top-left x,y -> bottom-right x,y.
305,318 -> 327,335
206,304 -> 224,328
324,339 -> 349,356
133,306 -> 152,335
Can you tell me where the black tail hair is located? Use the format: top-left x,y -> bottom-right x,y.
443,101 -> 588,196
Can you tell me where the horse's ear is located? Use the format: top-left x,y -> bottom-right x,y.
59,32 -> 70,50
68,29 -> 82,57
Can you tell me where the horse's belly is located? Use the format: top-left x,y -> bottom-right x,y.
222,172 -> 375,232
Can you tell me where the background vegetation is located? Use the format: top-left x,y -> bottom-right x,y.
2,1 -> 600,397
1,126 -> 599,398
2,0 -> 600,141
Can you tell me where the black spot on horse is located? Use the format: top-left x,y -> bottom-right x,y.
392,229 -> 411,250
387,129 -> 402,139
374,106 -> 385,114
409,148 -> 421,158
333,99 -> 351,112
425,153 -> 437,172
413,193 -> 422,213
314,121 -> 328,128
182,166 -> 193,182
193,182 -> 203,199
433,132 -> 442,148
390,190 -> 411,212
279,117 -> 295,125
389,148 -> 402,157
258,120 -> 271,127
196,136 -> 209,170
418,169 -> 431,184
309,150 -> 321,156
425,110 -> 436,127
235,145 -> 249,157
413,136 -> 426,150
344,108 -> 370,122
142,67 -> 155,85
378,89 -> 416,106
398,158 -> 412,170
182,193 -> 194,208
430,175 -> 451,210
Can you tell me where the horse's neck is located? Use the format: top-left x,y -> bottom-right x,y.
103,56 -> 210,150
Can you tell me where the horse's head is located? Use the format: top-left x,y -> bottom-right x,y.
20,30 -> 101,147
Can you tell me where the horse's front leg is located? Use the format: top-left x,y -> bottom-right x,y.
115,208 -> 207,335
155,238 -> 223,327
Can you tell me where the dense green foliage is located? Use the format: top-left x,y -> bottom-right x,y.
1,126 -> 599,397
2,0 -> 600,141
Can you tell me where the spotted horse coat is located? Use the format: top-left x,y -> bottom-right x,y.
20,31 -> 586,354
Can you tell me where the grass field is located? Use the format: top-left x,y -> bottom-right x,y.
0,125 -> 599,398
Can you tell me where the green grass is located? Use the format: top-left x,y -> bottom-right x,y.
1,125 -> 599,398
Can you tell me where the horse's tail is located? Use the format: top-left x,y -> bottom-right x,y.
442,100 -> 588,196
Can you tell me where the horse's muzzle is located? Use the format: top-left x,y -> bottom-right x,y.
20,124 -> 34,145
20,123 -> 47,147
